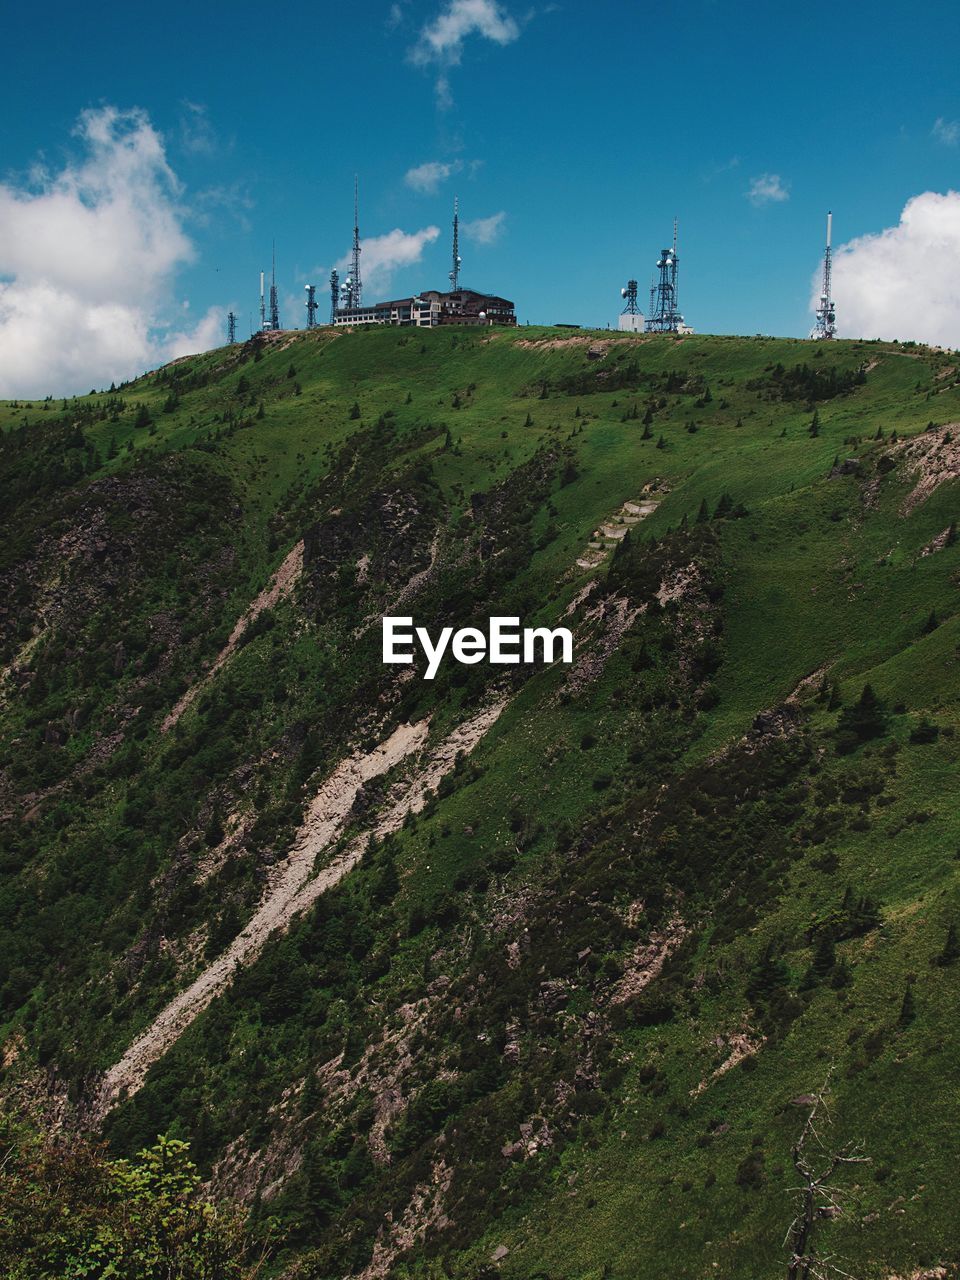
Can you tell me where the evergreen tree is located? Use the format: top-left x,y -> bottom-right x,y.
836,684 -> 887,752
898,983 -> 916,1026
936,922 -> 959,966
811,930 -> 836,978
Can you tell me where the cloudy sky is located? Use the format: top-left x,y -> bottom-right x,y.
1,0 -> 960,395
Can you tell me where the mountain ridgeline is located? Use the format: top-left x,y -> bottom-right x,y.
2,326 -> 960,1279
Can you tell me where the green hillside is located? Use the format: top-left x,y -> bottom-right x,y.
2,325 -> 959,1279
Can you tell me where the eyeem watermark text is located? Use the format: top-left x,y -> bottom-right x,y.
382,616 -> 573,680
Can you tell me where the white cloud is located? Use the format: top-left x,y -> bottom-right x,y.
335,225 -> 441,296
0,105 -> 221,398
932,116 -> 960,147
462,210 -> 505,244
404,159 -> 462,193
410,0 -> 520,106
179,100 -> 217,155
747,173 -> 789,206
818,191 -> 960,347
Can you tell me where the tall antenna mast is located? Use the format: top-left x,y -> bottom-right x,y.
227,311 -> 237,345
269,242 -> 281,330
812,210 -> 836,340
259,271 -> 266,331
348,174 -> 362,310
449,195 -> 462,291
330,268 -> 339,323
305,284 -> 318,329
645,221 -> 683,333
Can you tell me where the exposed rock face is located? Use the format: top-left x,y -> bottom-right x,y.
890,424 -> 960,514
611,914 -> 687,1006
162,539 -> 304,733
90,699 -> 508,1123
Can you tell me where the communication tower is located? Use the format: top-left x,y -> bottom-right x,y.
341,176 -> 363,311
812,211 -> 837,340
269,244 -> 281,330
305,284 -> 318,329
449,196 -> 462,291
259,271 -> 266,331
227,311 -> 237,345
618,278 -> 644,333
330,269 -> 340,323
645,220 -> 685,333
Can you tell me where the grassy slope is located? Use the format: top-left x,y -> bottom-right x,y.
2,327 -> 960,1279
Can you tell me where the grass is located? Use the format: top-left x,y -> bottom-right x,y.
2,326 -> 960,1279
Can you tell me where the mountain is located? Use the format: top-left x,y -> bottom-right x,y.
2,325 -> 959,1279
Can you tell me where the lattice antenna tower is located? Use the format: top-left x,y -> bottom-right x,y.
620,279 -> 640,314
812,211 -> 837,340
259,271 -> 266,331
342,175 -> 362,310
269,243 -> 281,330
449,196 -> 462,291
330,269 -> 340,322
305,285 -> 318,329
227,311 -> 237,344
645,218 -> 682,333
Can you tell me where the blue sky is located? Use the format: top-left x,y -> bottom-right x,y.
2,0 -> 960,395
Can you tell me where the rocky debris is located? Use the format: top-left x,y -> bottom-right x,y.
656,561 -> 703,608
786,666 -> 831,705
367,1084 -> 406,1166
921,525 -> 955,557
305,487 -> 434,609
355,1158 -> 453,1280
1,457 -> 237,659
375,528 -> 443,620
611,914 -> 687,1006
501,1117 -> 554,1161
161,539 -> 303,733
690,1028 -> 765,1097
563,580 -> 600,618
515,336 -> 638,355
888,425 -> 960,515
829,457 -> 863,477
91,699 -> 509,1123
883,1270 -> 950,1280
564,594 -> 639,695
745,704 -> 803,748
